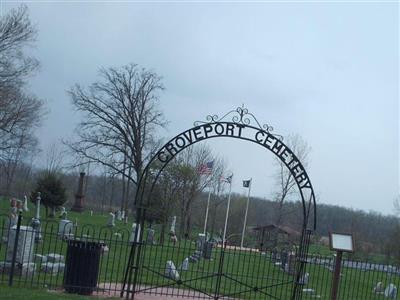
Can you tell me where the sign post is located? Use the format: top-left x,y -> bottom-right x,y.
329,232 -> 354,300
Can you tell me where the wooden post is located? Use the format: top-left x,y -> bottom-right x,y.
331,250 -> 343,300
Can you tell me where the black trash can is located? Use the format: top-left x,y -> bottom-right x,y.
64,240 -> 103,295
203,242 -> 213,259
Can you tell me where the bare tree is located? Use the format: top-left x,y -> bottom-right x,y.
0,5 -> 44,195
67,63 -> 166,213
0,5 -> 38,86
272,134 -> 311,227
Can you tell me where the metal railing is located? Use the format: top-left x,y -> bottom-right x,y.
0,213 -> 399,299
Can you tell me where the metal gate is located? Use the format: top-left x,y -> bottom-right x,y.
122,106 -> 316,299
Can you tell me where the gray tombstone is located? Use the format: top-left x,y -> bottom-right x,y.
31,192 -> 42,243
41,262 -> 65,275
385,284 -> 397,299
165,260 -> 180,280
285,252 -> 296,275
146,228 -> 155,245
6,225 -> 35,264
107,212 -> 115,227
58,219 -> 73,237
374,282 -> 384,294
197,233 -> 206,252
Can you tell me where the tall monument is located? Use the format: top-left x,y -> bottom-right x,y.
71,172 -> 85,212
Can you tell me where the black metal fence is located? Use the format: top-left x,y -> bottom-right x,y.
1,213 -> 399,299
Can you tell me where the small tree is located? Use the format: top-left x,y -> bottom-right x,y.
31,173 -> 67,217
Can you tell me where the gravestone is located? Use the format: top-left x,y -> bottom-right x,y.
280,251 -> 288,270
41,262 -> 65,275
34,254 -> 47,264
271,248 -> 278,262
197,233 -> 206,252
299,272 -> 310,285
6,225 -> 35,264
181,258 -> 189,271
58,219 -> 73,237
284,252 -> 296,275
116,210 -> 122,221
0,261 -> 36,276
107,212 -> 115,227
165,260 -> 180,280
72,172 -> 85,212
23,196 -> 29,212
59,207 -> 67,219
114,232 -> 122,239
31,192 -> 42,243
121,210 -> 125,220
46,253 -> 64,263
146,228 -> 155,245
374,282 -> 384,294
129,223 -> 141,243
384,284 -> 397,299
170,216 -> 176,235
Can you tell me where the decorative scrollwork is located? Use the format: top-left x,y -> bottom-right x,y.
194,104 -> 282,139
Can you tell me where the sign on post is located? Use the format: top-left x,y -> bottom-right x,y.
329,232 -> 354,300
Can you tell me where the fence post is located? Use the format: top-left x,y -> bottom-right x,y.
9,211 -> 22,286
214,243 -> 226,299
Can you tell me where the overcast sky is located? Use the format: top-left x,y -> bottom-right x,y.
3,1 -> 399,215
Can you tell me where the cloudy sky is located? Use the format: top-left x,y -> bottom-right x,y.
3,1 -> 399,215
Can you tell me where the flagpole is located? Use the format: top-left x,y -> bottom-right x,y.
240,178 -> 252,248
203,186 -> 212,235
222,175 -> 233,247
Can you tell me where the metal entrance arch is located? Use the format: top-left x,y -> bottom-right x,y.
122,106 -> 317,300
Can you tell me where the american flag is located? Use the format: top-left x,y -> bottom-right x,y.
198,161 -> 214,175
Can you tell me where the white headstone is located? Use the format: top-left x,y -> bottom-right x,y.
46,253 -> 64,263
35,193 -> 41,219
121,210 -> 125,219
181,257 -> 189,271
299,272 -> 310,285
6,226 -> 35,264
23,196 -> 29,212
165,260 -> 180,280
107,212 -> 115,227
129,223 -> 141,243
170,216 -> 176,234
